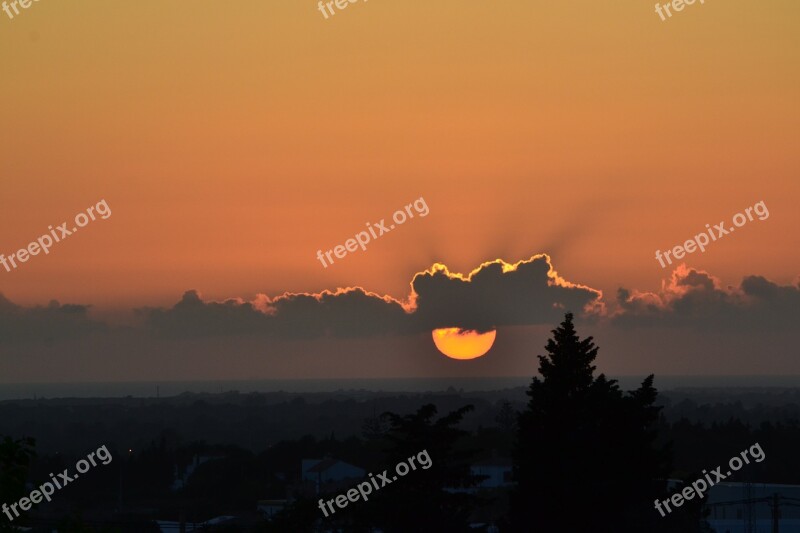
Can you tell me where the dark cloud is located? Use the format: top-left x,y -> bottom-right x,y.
613,265 -> 800,330
137,290 -> 269,338
137,287 -> 410,340
0,293 -> 105,344
267,288 -> 410,339
137,254 -> 602,339
4,257 -> 795,345
408,255 -> 603,332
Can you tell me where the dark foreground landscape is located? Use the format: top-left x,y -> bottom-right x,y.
2,317 -> 800,532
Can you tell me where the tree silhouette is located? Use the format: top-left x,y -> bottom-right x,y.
495,401 -> 517,434
509,313 -> 707,532
0,436 -> 35,532
359,404 -> 483,532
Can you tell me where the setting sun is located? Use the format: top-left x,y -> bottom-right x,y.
432,328 -> 497,360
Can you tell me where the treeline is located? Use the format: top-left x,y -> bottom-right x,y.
4,314 -> 800,531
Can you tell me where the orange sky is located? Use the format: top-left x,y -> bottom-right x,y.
1,0 -> 798,313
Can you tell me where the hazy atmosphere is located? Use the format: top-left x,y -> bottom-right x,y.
1,1 -> 798,532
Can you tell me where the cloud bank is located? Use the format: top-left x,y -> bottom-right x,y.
0,257 -> 797,345
0,294 -> 104,344
614,265 -> 800,331
137,254 -> 601,338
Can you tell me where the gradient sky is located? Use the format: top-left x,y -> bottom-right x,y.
0,1 -> 798,382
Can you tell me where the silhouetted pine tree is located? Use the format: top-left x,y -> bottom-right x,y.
0,436 -> 35,532
495,400 -> 518,433
509,313 -> 707,532
362,404 -> 483,533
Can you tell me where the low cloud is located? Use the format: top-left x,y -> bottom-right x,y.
137,290 -> 272,338
138,254 -> 602,339
614,264 -> 800,330
2,258 -> 797,346
0,293 -> 104,344
139,255 -> 601,339
408,255 -> 603,332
